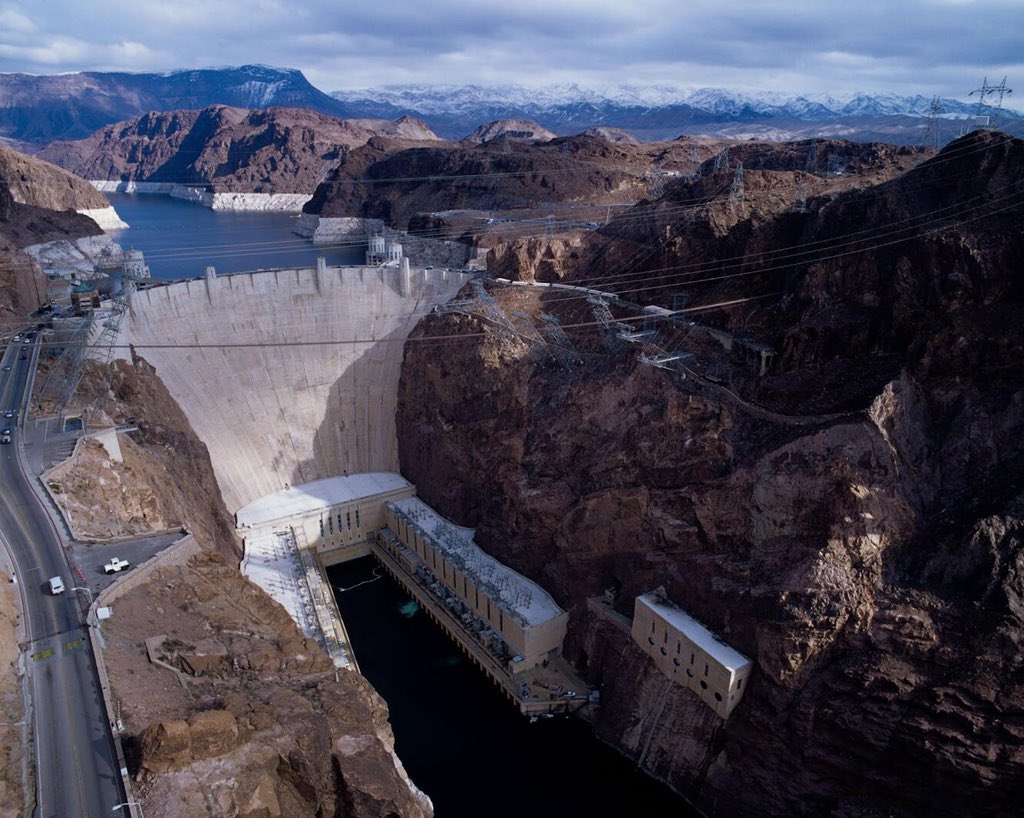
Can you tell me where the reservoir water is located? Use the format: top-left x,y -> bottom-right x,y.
329,558 -> 695,818
106,193 -> 363,280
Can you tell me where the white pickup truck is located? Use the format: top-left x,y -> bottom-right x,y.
103,557 -> 130,574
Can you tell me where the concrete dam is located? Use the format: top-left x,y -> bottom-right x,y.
116,263 -> 466,512
114,260 -> 597,716
113,260 -> 742,725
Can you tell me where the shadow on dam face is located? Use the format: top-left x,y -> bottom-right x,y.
297,317 -> 416,488
119,265 -> 467,514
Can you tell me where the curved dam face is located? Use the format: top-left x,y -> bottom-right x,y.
118,265 -> 467,513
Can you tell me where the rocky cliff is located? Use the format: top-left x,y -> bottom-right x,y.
463,118 -> 557,144
395,130 -> 1024,816
0,144 -> 109,211
305,133 -> 714,235
0,145 -> 111,320
62,356 -> 432,816
39,106 -> 439,194
106,549 -> 431,818
486,137 -> 928,284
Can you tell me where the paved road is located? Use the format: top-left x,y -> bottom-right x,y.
0,335 -> 125,817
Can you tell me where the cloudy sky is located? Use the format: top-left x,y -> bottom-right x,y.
0,0 -> 1021,101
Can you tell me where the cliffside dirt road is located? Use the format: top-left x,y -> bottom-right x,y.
0,336 -> 124,817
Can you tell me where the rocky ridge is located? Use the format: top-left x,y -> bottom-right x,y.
463,118 -> 557,144
395,131 -> 1024,816
305,132 -> 719,238
0,64 -> 352,142
0,146 -> 115,321
39,105 -> 440,195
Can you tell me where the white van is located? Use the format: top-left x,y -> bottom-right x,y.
48,576 -> 65,595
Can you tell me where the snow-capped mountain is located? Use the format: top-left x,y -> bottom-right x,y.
330,84 -> 1012,143
0,65 -> 352,142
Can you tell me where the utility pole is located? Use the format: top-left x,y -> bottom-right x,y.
970,76 -> 1013,129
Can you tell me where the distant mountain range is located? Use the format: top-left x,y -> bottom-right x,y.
330,84 -> 1021,142
1,64 -> 1019,145
0,64 -> 350,142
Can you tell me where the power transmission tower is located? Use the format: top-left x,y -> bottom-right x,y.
804,140 -> 818,175
921,95 -> 943,150
970,76 -> 1013,128
826,155 -> 848,176
730,161 -> 744,210
86,276 -> 137,414
544,214 -> 556,236
713,147 -> 729,173
649,173 -> 665,198
501,132 -> 512,154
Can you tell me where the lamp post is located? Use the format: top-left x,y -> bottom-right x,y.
112,802 -> 144,817
71,585 -> 94,622
71,585 -> 93,604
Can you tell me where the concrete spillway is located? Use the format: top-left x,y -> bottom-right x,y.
117,265 -> 467,513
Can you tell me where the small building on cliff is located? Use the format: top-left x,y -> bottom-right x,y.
632,588 -> 752,718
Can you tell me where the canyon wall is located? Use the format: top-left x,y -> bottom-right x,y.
394,134 -> 1024,816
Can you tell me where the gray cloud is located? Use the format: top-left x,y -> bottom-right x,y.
1,0 -> 1021,102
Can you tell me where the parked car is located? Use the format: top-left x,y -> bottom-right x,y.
103,557 -> 130,574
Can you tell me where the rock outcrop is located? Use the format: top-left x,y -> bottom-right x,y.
39,105 -> 440,196
0,144 -> 109,211
395,131 -> 1024,816
0,145 -> 113,320
305,133 -> 711,233
463,118 -> 557,144
107,550 -> 431,818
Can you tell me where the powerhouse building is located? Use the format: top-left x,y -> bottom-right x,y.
632,589 -> 752,718
383,496 -> 568,671
235,472 -> 416,563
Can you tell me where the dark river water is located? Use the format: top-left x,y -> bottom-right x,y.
106,193 -> 363,280
329,558 -> 695,818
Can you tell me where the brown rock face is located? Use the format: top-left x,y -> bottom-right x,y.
0,144 -> 108,210
187,710 -> 240,760
305,133 -> 713,231
109,550 -> 431,818
39,105 -> 440,193
0,145 -> 104,320
83,356 -> 241,558
396,132 -> 1024,816
139,720 -> 192,774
